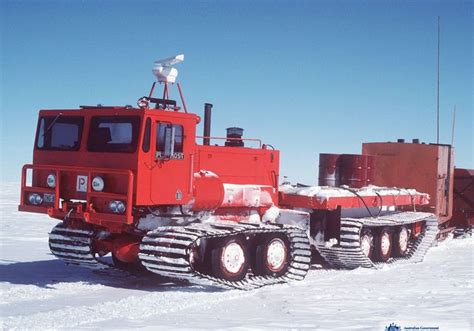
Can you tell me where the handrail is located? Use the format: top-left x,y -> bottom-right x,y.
195,135 -> 262,148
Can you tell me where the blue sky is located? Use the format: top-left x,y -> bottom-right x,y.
1,0 -> 472,183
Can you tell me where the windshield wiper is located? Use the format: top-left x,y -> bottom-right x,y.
42,113 -> 63,137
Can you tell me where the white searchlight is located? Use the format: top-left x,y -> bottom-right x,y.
152,54 -> 184,83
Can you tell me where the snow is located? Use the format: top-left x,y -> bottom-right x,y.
280,184 -> 427,202
222,183 -> 274,207
195,170 -> 218,178
1,182 -> 473,330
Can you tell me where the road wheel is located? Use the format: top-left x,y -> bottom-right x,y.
359,228 -> 374,259
393,226 -> 410,257
253,235 -> 290,277
374,227 -> 393,262
211,237 -> 249,281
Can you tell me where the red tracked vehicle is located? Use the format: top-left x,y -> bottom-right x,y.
19,55 -> 442,289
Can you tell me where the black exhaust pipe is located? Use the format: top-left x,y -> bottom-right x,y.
203,103 -> 212,145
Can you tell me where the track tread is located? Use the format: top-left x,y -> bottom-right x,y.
139,221 -> 311,290
48,223 -> 113,271
316,212 -> 438,269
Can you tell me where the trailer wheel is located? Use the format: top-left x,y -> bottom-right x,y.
374,227 -> 393,262
393,226 -> 409,257
211,237 -> 249,281
359,228 -> 374,259
253,235 -> 289,276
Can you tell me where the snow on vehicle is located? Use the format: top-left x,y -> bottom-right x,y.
19,55 -> 458,289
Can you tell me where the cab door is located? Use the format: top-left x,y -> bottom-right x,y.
150,120 -> 192,205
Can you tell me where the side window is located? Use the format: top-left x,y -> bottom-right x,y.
173,125 -> 183,153
97,122 -> 132,144
87,116 -> 140,153
37,118 -> 45,148
36,116 -> 84,151
156,123 -> 184,159
142,118 -> 151,152
51,123 -> 80,148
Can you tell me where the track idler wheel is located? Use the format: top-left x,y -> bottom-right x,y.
211,236 -> 249,281
375,227 -> 393,262
359,228 -> 374,259
393,226 -> 410,257
253,234 -> 290,277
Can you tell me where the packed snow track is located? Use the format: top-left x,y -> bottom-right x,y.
1,184 -> 472,330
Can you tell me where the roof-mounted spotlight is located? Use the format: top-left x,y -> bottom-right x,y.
152,54 -> 184,83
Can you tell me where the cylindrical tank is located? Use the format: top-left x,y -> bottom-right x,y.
339,154 -> 374,188
192,170 -> 225,211
318,154 -> 340,186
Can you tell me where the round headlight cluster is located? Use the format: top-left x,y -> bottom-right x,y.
109,200 -> 126,214
28,193 -> 43,205
47,174 -> 56,188
92,176 -> 105,192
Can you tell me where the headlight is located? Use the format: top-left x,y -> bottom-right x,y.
28,193 -> 43,205
43,193 -> 55,203
116,201 -> 126,213
47,174 -> 56,188
108,200 -> 126,214
92,176 -> 105,192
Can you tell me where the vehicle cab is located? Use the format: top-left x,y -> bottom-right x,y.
19,100 -> 203,229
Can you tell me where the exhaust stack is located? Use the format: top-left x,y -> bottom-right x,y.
203,103 -> 213,145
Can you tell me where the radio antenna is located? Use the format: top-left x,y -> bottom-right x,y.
436,16 -> 441,144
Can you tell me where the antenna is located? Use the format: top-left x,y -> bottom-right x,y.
152,54 -> 184,83
451,105 -> 456,146
436,16 -> 440,144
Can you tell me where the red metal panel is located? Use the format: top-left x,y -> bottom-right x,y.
449,168 -> 474,228
362,142 -> 454,224
196,145 -> 279,199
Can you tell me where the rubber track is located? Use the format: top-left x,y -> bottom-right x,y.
48,223 -> 112,270
316,212 -> 439,269
139,221 -> 312,290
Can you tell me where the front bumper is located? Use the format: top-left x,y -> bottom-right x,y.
19,164 -> 134,230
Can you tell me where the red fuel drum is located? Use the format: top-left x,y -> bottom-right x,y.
318,154 -> 340,186
338,154 -> 374,188
318,154 -> 375,188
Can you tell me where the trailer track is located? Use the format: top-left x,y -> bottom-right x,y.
316,212 -> 438,269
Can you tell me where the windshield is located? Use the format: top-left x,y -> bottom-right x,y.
87,116 -> 141,153
36,116 -> 84,151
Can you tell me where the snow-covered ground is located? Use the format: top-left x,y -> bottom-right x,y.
1,182 -> 472,330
